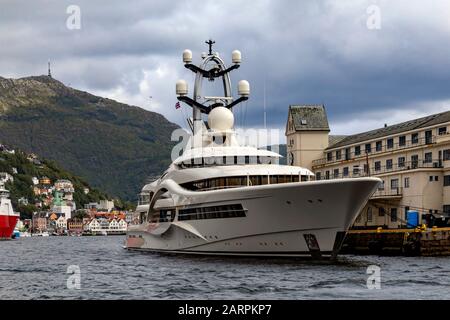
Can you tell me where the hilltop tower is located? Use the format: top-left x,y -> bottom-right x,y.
48,60 -> 52,78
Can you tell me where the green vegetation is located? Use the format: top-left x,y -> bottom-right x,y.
0,150 -> 110,219
0,75 -> 179,201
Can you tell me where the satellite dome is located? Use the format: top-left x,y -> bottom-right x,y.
208,107 -> 234,131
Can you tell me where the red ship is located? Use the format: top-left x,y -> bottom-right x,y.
0,183 -> 19,239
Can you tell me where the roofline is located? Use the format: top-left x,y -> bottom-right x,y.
325,113 -> 450,151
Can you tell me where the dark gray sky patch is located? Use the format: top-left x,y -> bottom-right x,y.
0,1 -> 449,133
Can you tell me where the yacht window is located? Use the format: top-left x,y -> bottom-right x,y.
179,204 -> 246,221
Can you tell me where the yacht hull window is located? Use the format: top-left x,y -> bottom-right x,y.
181,174 -> 308,191
178,204 -> 246,221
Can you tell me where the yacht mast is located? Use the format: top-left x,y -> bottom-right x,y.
175,40 -> 250,137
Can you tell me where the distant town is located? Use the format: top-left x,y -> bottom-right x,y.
0,143 -> 138,237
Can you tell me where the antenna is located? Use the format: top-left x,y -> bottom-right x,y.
48,60 -> 52,78
205,39 -> 215,55
176,40 -> 249,138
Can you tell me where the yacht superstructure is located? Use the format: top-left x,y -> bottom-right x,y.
126,41 -> 381,258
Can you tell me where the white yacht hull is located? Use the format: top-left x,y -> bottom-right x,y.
126,178 -> 380,259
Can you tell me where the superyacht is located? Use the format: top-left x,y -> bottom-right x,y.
126,41 -> 381,259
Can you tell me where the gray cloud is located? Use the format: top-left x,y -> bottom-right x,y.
1,0 -> 449,133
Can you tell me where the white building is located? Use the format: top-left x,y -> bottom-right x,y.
109,218 -> 127,233
84,218 -> 127,234
98,200 -> 114,212
86,218 -> 102,232
0,172 -> 13,184
18,197 -> 28,205
56,216 -> 67,230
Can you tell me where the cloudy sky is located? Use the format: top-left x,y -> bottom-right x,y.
1,0 -> 449,136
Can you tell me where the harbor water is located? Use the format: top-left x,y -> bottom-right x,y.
1,236 -> 449,300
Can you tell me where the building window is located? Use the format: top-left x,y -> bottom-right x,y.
376,141 -> 382,152
435,176 -> 439,181
399,135 -> 406,147
425,130 -> 433,144
325,170 -> 330,180
391,208 -> 398,222
316,172 -> 321,180
327,152 -> 332,161
404,177 -> 410,188
387,138 -> 394,149
398,156 -> 405,167
438,127 -> 447,135
386,159 -> 393,170
391,179 -> 399,189
365,143 -> 372,153
374,161 -> 381,171
333,168 -> 339,178
379,207 -> 385,216
378,180 -> 385,190
336,150 -> 341,160
355,146 -> 361,156
444,205 -> 450,215
353,166 -> 360,175
443,149 -> 450,161
343,167 -> 349,177
411,155 -> 419,168
424,152 -> 432,163
367,207 -> 372,222
345,148 -> 351,160
444,175 -> 450,187
429,176 -> 433,182
411,133 -> 419,144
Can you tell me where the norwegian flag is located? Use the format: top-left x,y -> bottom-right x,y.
175,101 -> 181,109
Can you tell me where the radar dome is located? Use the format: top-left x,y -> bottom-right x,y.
208,107 -> 234,131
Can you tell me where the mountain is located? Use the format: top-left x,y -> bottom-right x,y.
0,75 -> 179,201
0,148 -> 109,219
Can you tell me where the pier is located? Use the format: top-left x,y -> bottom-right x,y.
341,226 -> 450,256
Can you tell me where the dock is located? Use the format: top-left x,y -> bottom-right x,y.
341,226 -> 450,256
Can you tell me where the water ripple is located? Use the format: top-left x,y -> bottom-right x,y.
1,236 -> 450,299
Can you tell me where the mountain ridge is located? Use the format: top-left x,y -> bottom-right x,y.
0,75 -> 179,201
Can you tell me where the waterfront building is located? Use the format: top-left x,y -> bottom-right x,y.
67,219 -> 83,234
85,218 -> 100,233
286,106 -> 450,228
108,218 -> 127,233
55,215 -> 67,230
32,212 -> 48,233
